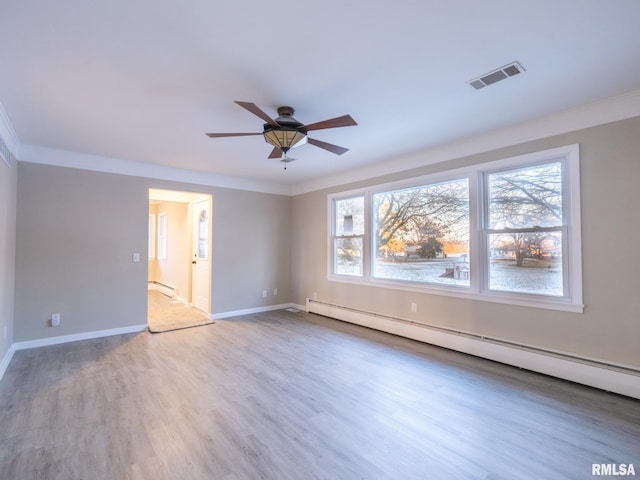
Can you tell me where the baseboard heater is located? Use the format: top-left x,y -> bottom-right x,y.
148,281 -> 175,298
306,299 -> 640,399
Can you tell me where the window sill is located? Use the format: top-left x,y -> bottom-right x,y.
328,274 -> 584,313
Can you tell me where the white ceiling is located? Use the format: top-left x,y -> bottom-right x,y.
2,0 -> 640,192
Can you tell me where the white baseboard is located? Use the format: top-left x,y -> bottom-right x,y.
2,324 -> 147,382
210,303 -> 297,320
175,296 -> 192,307
1,303 -> 309,380
0,344 -> 16,382
148,281 -> 175,298
12,324 -> 149,351
307,299 -> 640,400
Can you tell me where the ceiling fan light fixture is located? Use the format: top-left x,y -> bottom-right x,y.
206,101 -> 354,158
263,128 -> 307,153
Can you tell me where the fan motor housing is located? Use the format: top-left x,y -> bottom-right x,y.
262,106 -> 308,152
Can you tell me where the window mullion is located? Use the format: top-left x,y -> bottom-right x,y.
363,191 -> 372,280
469,171 -> 483,294
486,226 -> 563,235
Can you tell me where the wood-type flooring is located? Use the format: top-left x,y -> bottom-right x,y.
0,309 -> 638,479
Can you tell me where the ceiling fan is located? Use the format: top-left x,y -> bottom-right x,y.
206,101 -> 357,160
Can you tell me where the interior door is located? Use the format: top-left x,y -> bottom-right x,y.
192,198 -> 211,313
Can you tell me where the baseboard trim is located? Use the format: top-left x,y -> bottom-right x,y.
176,296 -> 192,307
307,299 -> 640,400
148,281 -> 175,298
0,344 -> 16,382
7,302 -> 307,352
12,324 -> 149,351
211,303 -> 297,320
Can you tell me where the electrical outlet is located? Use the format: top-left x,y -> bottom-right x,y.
51,313 -> 61,327
3,326 -> 6,340
313,292 -> 317,300
411,303 -> 418,313
273,288 -> 278,296
262,290 -> 268,298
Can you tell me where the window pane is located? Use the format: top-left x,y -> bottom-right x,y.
488,162 -> 562,229
198,208 -> 208,259
373,179 -> 470,286
148,214 -> 156,259
335,196 -> 364,235
158,213 -> 167,259
335,238 -> 363,276
488,231 -> 563,296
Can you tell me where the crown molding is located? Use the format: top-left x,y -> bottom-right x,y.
0,102 -> 21,165
0,103 -> 20,154
19,145 -> 292,195
9,89 -> 640,196
290,89 -> 640,195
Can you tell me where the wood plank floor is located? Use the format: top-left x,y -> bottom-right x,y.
1,310 -> 639,479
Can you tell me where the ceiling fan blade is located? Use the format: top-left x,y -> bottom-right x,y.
308,138 -> 349,155
268,147 -> 283,159
205,132 -> 263,138
234,101 -> 280,128
303,114 -> 357,131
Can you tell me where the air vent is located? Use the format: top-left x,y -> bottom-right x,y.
467,61 -> 525,90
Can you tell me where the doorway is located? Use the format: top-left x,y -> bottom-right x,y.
148,189 -> 212,326
192,197 -> 211,312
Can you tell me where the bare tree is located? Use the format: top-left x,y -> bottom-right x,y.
374,180 -> 469,255
489,163 -> 562,228
488,163 -> 562,266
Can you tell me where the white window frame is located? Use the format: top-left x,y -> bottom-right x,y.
327,144 -> 583,312
328,192 -> 367,278
157,212 -> 167,260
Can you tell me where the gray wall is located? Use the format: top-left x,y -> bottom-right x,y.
9,117 -> 640,367
210,187 -> 291,313
290,116 -> 640,368
14,162 -> 291,341
0,157 -> 17,359
15,164 -> 149,341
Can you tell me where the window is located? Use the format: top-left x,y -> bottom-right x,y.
484,162 -> 564,296
197,207 -> 209,260
373,178 -> 470,286
331,195 -> 365,276
157,212 -> 167,260
148,214 -> 156,259
328,145 -> 582,312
